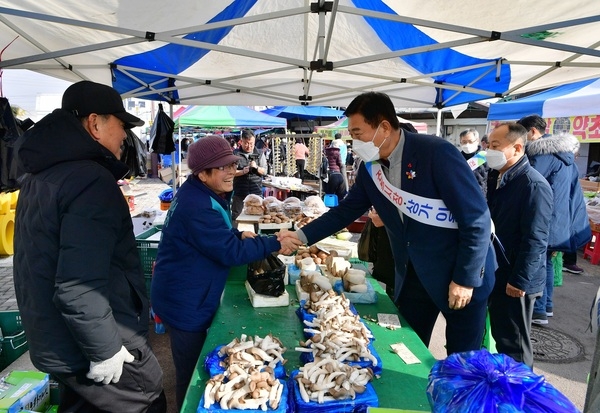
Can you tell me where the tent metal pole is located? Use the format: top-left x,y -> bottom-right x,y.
436,109 -> 442,137
170,105 -> 176,195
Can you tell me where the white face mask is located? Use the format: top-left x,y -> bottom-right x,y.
461,143 -> 478,154
352,123 -> 387,162
486,149 -> 508,170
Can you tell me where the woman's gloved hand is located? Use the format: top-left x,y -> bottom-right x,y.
87,346 -> 135,385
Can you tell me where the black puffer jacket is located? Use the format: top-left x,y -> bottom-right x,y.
13,109 -> 148,374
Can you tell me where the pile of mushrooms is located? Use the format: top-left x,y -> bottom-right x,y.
294,357 -> 374,403
296,290 -> 376,368
203,334 -> 287,410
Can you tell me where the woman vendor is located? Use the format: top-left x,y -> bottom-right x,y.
151,136 -> 301,410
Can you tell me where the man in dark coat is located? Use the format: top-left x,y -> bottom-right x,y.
231,129 -> 267,222
280,91 -> 496,355
13,81 -> 166,412
486,122 -> 553,367
520,120 -> 591,324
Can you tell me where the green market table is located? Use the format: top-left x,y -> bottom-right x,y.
181,265 -> 437,412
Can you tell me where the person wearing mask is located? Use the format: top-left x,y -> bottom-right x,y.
519,115 -> 585,273
231,129 -> 268,222
324,139 -> 348,200
151,136 -> 301,410
486,122 -> 553,367
294,137 -> 310,181
334,133 -> 349,191
13,80 -> 167,412
280,91 -> 496,355
481,135 -> 489,150
518,114 -> 591,324
459,128 -> 489,196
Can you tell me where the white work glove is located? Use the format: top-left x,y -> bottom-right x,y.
86,346 -> 135,385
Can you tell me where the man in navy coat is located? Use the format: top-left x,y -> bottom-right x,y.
281,92 -> 496,354
486,122 -> 553,367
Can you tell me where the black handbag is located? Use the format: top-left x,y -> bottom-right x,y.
357,218 -> 377,262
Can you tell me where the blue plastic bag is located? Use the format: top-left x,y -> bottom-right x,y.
427,349 -> 579,412
333,279 -> 378,304
158,188 -> 174,202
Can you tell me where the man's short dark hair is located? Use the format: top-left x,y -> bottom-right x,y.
497,122 -> 527,144
241,129 -> 255,140
344,92 -> 400,130
459,128 -> 479,140
516,114 -> 546,133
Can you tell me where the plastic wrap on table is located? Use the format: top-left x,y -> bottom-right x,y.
298,342 -> 383,376
426,349 -> 579,413
197,378 -> 288,413
295,299 -> 359,323
204,345 -> 287,380
288,264 -> 301,285
333,279 -> 378,304
288,371 -> 378,413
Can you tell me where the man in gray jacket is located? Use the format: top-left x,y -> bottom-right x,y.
14,81 -> 166,412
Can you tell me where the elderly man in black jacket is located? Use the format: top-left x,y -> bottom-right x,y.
13,81 -> 166,412
486,122 -> 553,368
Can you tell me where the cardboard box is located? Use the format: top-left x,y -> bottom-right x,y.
0,371 -> 50,413
580,179 -> 600,192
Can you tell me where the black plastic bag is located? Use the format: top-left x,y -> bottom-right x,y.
120,129 -> 147,177
357,218 -> 377,262
247,253 -> 286,297
0,98 -> 34,192
149,103 -> 175,154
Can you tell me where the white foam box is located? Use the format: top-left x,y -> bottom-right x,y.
245,281 -> 289,308
257,221 -> 293,230
295,280 -> 309,302
0,371 -> 50,413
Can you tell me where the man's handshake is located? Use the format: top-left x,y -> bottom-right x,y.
276,230 -> 303,255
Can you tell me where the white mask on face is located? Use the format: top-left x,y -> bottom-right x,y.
352,123 -> 386,162
486,149 -> 508,170
461,143 -> 478,154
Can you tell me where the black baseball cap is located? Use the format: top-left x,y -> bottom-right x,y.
62,80 -> 144,129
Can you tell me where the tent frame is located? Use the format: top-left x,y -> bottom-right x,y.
2,3 -> 600,109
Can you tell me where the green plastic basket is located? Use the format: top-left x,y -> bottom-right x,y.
136,227 -> 161,277
0,311 -> 28,371
0,311 -> 22,336
136,227 -> 162,296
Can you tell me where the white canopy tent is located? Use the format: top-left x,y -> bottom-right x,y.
0,0 -> 598,118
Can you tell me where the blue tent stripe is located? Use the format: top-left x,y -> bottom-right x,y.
262,106 -> 344,119
353,0 -> 510,106
487,78 -> 598,120
112,0 -> 258,101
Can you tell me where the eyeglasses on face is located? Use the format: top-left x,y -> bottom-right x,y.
215,162 -> 239,171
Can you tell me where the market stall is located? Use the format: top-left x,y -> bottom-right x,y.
180,265 -> 437,412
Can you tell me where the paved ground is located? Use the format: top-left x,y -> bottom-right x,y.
1,176 -> 599,412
